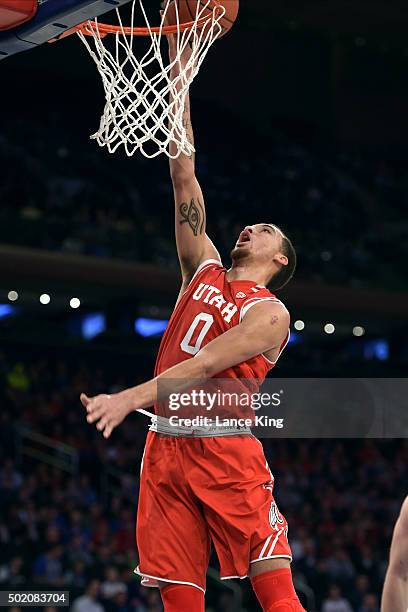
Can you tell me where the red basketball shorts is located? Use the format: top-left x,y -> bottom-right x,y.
135,432 -> 292,592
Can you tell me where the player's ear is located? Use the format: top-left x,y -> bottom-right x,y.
274,252 -> 288,267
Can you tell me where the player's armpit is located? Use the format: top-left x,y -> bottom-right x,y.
195,301 -> 290,378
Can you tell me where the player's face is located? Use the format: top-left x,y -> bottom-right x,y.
231,223 -> 284,263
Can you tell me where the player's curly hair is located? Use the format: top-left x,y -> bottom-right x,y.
269,231 -> 297,292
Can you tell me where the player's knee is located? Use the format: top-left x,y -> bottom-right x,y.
267,598 -> 306,612
160,583 -> 204,612
250,568 -> 306,612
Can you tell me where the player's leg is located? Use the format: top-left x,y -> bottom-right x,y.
136,433 -> 210,599
158,582 -> 205,612
249,558 -> 306,612
190,436 -> 306,611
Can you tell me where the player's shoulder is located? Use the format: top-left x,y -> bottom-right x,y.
239,289 -> 289,323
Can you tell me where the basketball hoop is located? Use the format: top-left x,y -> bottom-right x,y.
69,0 -> 226,158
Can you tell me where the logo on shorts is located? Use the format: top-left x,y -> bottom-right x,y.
235,292 -> 246,299
269,502 -> 285,530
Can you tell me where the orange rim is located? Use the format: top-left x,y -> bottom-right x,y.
50,0 -> 223,41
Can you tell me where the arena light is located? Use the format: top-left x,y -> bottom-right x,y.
70,298 -> 81,309
7,290 -> 18,302
294,320 -> 305,331
288,331 -> 301,345
353,326 -> 365,337
364,339 -> 389,361
324,323 -> 335,334
135,317 -> 168,337
0,304 -> 17,319
40,293 -> 51,305
82,313 -> 106,340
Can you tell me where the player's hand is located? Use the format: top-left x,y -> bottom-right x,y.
160,4 -> 193,72
80,391 -> 133,439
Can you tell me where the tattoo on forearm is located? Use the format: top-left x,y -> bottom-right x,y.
179,198 -> 205,236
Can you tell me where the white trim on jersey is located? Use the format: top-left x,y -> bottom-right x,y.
134,567 -> 206,593
139,446 -> 146,477
239,296 -> 282,323
261,353 -> 276,365
249,554 -> 293,565
266,528 -> 284,557
220,553 -> 293,580
258,534 -> 274,559
262,329 -> 291,365
220,574 -> 248,580
253,529 -> 284,561
187,258 -> 222,288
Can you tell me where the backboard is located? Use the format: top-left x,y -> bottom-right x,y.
0,0 -> 132,60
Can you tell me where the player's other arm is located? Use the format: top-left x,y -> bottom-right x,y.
168,37 -> 220,284
381,497 -> 408,612
187,300 -> 289,378
81,301 -> 289,437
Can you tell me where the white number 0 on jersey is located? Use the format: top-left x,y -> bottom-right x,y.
180,313 -> 214,355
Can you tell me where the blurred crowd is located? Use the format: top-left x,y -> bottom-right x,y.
0,119 -> 406,290
0,348 -> 406,612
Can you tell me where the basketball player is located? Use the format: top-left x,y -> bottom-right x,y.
81,33 -> 304,612
381,496 -> 408,612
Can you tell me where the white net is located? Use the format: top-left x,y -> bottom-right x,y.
77,0 -> 225,158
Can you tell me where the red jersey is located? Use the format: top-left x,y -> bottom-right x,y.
154,259 -> 289,382
137,261 -> 294,593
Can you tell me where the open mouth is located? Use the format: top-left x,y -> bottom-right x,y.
236,230 -> 251,246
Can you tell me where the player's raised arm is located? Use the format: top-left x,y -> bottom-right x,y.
167,33 -> 220,284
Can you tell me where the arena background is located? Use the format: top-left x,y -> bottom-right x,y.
0,1 -> 407,610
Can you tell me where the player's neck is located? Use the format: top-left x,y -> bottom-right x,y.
227,262 -> 269,286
